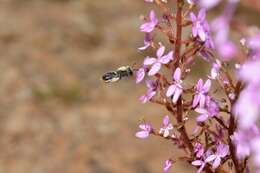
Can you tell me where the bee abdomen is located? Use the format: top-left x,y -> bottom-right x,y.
102,71 -> 121,83
102,66 -> 133,83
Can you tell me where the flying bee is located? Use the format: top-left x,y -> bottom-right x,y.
102,66 -> 134,83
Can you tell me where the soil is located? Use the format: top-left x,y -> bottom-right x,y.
0,1 -> 258,173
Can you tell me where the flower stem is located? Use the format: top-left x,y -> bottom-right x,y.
228,81 -> 243,173
174,0 -> 184,67
174,0 -> 194,154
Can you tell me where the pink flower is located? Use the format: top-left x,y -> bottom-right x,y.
135,122 -> 152,139
192,150 -> 217,173
214,124 -> 226,143
190,9 -> 208,41
194,142 -> 205,158
138,33 -> 153,51
166,68 -> 183,103
217,41 -> 237,61
251,137 -> 260,166
210,1 -> 239,61
234,60 -> 260,129
239,60 -> 260,85
195,108 -> 211,122
231,126 -> 259,159
206,144 -> 229,169
192,157 -> 212,173
140,10 -> 158,33
193,79 -> 211,108
195,98 -> 219,122
163,159 -> 173,173
246,34 -> 260,59
247,35 -> 260,50
192,160 -> 206,173
144,45 -> 173,76
234,89 -> 258,129
139,80 -> 158,103
159,115 -> 173,137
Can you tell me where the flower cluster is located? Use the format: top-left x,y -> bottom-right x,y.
232,40 -> 260,169
127,0 -> 260,172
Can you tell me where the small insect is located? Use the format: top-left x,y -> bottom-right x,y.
102,66 -> 134,83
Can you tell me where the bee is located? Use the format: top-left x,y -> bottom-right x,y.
102,66 -> 134,83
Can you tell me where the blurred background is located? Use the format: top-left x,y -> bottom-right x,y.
0,0 -> 259,173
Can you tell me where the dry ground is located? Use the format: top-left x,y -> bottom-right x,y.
0,1 -> 258,173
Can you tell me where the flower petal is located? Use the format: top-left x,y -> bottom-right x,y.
205,154 -> 217,162
148,62 -> 161,76
149,10 -> 158,25
163,115 -> 170,126
140,22 -> 155,33
139,95 -> 148,104
196,114 -> 209,122
192,26 -> 198,37
172,88 -> 182,103
138,43 -> 150,50
199,94 -> 206,108
159,51 -> 173,64
157,46 -> 165,58
212,157 -> 221,169
166,85 -> 176,97
144,57 -> 156,65
136,68 -> 145,83
197,79 -> 204,91
192,160 -> 203,166
146,90 -> 156,100
190,12 -> 197,22
145,80 -> 155,89
211,67 -> 218,79
198,9 -> 206,21
139,124 -> 147,130
163,160 -> 173,173
203,79 -> 211,92
193,94 -> 200,108
199,0 -> 221,9
217,144 -> 229,157
198,28 -> 206,41
195,108 -> 208,114
174,67 -> 182,81
136,131 -> 149,138
163,129 -> 170,137
197,164 -> 206,173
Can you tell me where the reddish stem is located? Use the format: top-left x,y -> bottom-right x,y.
174,0 -> 183,68
227,81 -> 243,173
174,0 -> 194,154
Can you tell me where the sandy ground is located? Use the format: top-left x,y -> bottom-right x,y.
0,1 -> 259,173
